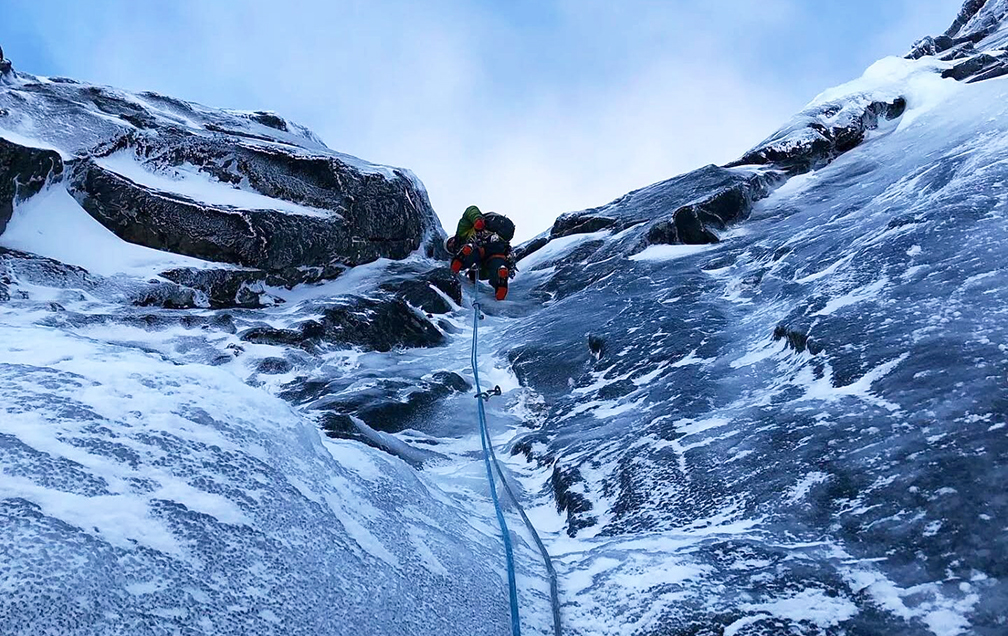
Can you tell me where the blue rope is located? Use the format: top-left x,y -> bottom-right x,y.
471,291 -> 521,636
486,422 -> 563,636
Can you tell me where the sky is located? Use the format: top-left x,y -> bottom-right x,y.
1,0 -> 961,241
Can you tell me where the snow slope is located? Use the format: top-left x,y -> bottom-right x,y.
2,184 -> 223,277
0,266 -> 554,635
498,48 -> 1008,636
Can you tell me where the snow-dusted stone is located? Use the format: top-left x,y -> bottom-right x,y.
379,264 -> 462,315
240,295 -> 444,353
731,97 -> 907,174
67,155 -> 432,271
0,138 -> 63,235
946,0 -> 991,39
1,76 -> 446,271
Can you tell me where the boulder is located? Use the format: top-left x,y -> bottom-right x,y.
907,36 -> 939,60
158,268 -> 285,309
131,282 -> 204,309
551,214 -> 619,239
256,357 -> 293,375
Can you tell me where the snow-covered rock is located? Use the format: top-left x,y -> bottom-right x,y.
0,137 -> 63,234
0,75 -> 446,282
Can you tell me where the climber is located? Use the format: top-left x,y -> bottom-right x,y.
445,205 -> 516,301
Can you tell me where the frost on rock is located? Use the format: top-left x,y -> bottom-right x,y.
0,325 -> 513,636
502,9 -> 1008,634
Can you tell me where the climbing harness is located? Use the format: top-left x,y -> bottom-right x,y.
470,278 -> 562,636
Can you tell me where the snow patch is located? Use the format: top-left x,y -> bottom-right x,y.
630,243 -> 714,262
1,185 -> 223,276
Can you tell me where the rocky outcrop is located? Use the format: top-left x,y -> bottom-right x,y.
1,74 -> 446,274
311,371 -> 469,435
947,0 -> 1008,42
907,1 -> 1008,80
729,98 -> 907,175
946,0 -> 991,38
551,464 -> 597,537
130,281 -> 204,309
240,295 -> 444,353
68,156 -> 434,271
156,268 -> 281,309
0,138 -> 63,235
0,247 -> 94,295
533,165 -> 783,264
942,51 -> 1008,82
0,45 -> 14,83
379,266 -> 461,315
154,265 -> 347,310
907,0 -> 1002,60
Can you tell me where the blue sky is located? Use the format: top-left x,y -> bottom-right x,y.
2,0 -> 960,240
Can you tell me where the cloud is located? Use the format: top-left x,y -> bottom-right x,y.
1,0 -> 964,241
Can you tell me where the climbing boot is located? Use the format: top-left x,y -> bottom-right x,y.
495,266 -> 509,300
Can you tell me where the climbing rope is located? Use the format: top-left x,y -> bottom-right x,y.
470,280 -> 562,636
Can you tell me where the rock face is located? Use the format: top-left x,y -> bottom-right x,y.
240,295 -> 445,354
67,137 -> 435,270
0,76 -> 446,285
489,4 -> 1008,632
908,0 -> 1008,80
6,3 -> 1008,635
379,265 -> 462,314
0,138 -> 63,234
728,98 -> 907,174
